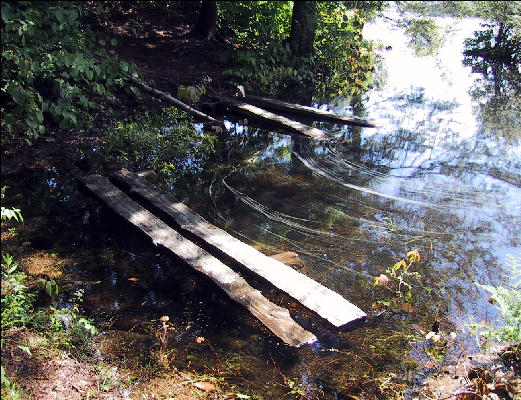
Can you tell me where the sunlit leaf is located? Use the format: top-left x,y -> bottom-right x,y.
406,249 -> 421,263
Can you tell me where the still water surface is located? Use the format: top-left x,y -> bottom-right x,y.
4,11 -> 520,399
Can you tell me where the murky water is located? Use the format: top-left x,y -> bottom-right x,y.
2,10 -> 520,399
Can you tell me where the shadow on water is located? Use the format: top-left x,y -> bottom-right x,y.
2,11 -> 520,400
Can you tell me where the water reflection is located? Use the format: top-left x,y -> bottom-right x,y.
463,23 -> 521,144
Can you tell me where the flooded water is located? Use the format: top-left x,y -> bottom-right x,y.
2,9 -> 520,400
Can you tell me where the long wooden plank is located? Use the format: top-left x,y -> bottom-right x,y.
112,169 -> 367,328
80,174 -> 317,347
243,95 -> 377,128
215,95 -> 327,139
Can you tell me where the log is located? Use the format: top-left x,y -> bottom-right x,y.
243,95 -> 377,128
80,174 -> 317,347
129,76 -> 219,123
215,95 -> 327,140
112,169 -> 367,328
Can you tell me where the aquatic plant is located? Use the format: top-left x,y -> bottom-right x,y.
102,107 -> 216,184
373,249 -> 422,310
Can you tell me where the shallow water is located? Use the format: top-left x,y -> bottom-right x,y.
3,10 -> 520,399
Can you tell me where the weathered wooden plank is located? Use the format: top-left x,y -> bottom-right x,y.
243,95 -> 377,128
216,95 -> 327,139
112,169 -> 367,328
80,174 -> 317,347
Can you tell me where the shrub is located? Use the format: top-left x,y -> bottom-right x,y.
1,2 -> 134,143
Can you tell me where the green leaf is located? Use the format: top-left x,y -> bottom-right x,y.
6,82 -> 25,105
36,110 -> 44,123
120,60 -> 129,73
26,117 -> 37,129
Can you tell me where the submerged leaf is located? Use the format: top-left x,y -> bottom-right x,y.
193,381 -> 216,392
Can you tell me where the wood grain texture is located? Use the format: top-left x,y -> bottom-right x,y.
112,169 -> 367,328
216,95 -> 327,139
243,95 -> 377,128
80,174 -> 317,347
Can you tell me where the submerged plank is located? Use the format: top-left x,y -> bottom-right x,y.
216,95 -> 327,139
243,95 -> 377,128
112,169 -> 367,328
80,174 -> 317,347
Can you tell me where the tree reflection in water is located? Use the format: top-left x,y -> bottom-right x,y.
463,22 -> 521,145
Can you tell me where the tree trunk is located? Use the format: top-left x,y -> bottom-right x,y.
191,1 -> 218,41
289,1 -> 318,57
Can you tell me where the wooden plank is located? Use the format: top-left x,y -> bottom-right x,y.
243,95 -> 377,128
215,95 -> 327,139
112,169 -> 367,328
80,174 -> 317,347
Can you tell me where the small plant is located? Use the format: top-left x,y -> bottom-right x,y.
1,253 -> 35,332
156,315 -> 172,349
373,250 -> 422,310
1,187 -> 23,223
1,364 -> 25,400
470,253 -> 521,351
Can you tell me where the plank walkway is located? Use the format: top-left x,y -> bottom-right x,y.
112,169 -> 367,328
215,95 -> 327,139
80,174 -> 317,347
243,95 -> 377,128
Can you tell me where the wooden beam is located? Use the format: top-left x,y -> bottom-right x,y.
243,95 -> 377,128
215,95 -> 327,140
112,169 -> 367,328
80,174 -> 317,347
128,76 -> 219,123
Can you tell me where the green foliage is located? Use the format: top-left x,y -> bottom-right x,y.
1,363 -> 25,400
221,42 -> 316,97
1,187 -> 23,223
1,1 -> 134,143
220,2 -> 376,100
218,1 -> 292,46
1,254 -> 35,332
102,108 -> 217,183
470,254 -> 521,350
314,3 -> 375,98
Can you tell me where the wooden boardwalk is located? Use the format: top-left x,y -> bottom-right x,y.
112,169 -> 367,329
80,174 -> 317,347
